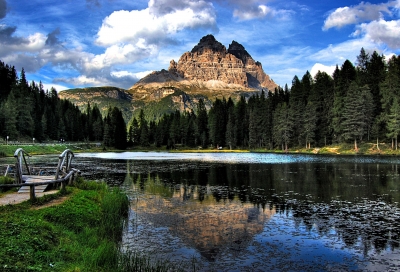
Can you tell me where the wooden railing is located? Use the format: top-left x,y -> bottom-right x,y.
1,149 -> 80,200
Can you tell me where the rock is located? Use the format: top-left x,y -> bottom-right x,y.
131,34 -> 277,92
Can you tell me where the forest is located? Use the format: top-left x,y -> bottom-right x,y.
0,63 -> 126,149
0,48 -> 399,151
128,48 -> 400,151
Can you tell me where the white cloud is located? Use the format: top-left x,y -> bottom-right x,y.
310,63 -> 336,77
111,70 -> 153,80
354,19 -> 400,49
57,75 -> 106,86
310,37 -> 379,64
323,1 -> 395,30
233,4 -> 292,21
96,0 -> 216,47
85,41 -> 158,72
42,83 -> 69,92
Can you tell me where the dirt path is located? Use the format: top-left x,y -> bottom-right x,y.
0,190 -> 60,206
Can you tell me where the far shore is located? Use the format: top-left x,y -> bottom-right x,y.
1,141 -> 400,158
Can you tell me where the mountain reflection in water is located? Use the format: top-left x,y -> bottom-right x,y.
127,180 -> 276,261
69,152 -> 400,271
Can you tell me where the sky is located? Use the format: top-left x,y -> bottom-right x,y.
0,0 -> 399,91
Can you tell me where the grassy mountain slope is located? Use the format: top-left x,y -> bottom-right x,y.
58,86 -> 133,122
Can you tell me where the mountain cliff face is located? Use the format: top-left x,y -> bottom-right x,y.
61,35 -> 277,122
131,34 -> 277,92
58,86 -> 133,122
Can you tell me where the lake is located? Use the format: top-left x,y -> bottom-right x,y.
4,152 -> 400,271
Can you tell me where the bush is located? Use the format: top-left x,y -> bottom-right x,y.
0,176 -> 14,192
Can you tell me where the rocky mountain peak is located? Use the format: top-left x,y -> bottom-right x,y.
132,34 -> 277,92
228,40 -> 252,65
191,34 -> 226,54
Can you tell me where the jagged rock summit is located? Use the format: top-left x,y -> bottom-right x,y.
131,34 -> 277,91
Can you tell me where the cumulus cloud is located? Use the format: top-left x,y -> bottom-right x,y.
323,1 -> 396,30
323,1 -> 400,50
84,41 -> 158,72
353,19 -> 400,49
310,63 -> 336,77
54,67 -> 149,89
96,0 -> 217,47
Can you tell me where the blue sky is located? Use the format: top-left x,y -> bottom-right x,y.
0,0 -> 399,91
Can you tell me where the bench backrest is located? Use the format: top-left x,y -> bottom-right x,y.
14,148 -> 75,183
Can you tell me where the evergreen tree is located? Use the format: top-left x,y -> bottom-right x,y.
169,110 -> 181,147
234,96 -> 248,147
367,51 -> 386,119
195,99 -> 208,148
288,75 -> 307,146
360,85 -> 374,141
248,108 -> 258,149
332,60 -> 357,142
356,47 -> 370,86
225,106 -> 236,150
92,105 -> 104,141
273,102 -> 293,151
302,101 -> 317,149
386,97 -> 400,149
208,98 -> 227,148
128,117 -> 140,145
342,82 -> 366,150
1,91 -> 18,139
312,71 -> 334,145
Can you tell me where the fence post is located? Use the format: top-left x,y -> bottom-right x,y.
60,180 -> 66,193
29,185 -> 36,201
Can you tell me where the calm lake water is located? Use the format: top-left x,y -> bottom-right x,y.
4,152 -> 400,271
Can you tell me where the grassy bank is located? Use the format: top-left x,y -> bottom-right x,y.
0,179 -> 131,271
0,179 -> 196,271
2,141 -> 400,157
254,142 -> 398,156
0,143 -> 108,157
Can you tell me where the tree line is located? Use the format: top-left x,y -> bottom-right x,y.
127,48 -> 400,150
0,61 -> 126,148
1,47 -> 399,150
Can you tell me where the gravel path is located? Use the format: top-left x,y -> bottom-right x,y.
0,190 -> 59,206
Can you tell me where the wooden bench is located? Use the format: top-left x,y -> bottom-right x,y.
1,149 -> 80,200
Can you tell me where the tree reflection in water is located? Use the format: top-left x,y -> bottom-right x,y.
68,154 -> 400,271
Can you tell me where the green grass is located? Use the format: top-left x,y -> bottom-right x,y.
0,143 -> 108,157
0,180 -> 129,271
0,179 -> 196,271
0,176 -> 15,193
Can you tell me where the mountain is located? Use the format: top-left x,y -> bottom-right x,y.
125,35 -> 277,119
58,86 -> 133,122
129,35 -> 276,101
60,35 -> 278,122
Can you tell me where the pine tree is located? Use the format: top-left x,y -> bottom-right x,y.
225,106 -> 235,150
386,97 -> 400,150
1,91 -> 18,139
195,99 -> 208,148
128,117 -> 140,145
234,96 -> 248,147
312,71 -> 334,145
288,75 -> 307,146
248,108 -> 258,149
342,82 -> 366,150
302,101 -> 317,149
356,47 -> 370,86
273,102 -> 293,151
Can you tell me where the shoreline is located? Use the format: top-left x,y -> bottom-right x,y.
0,142 -> 398,157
